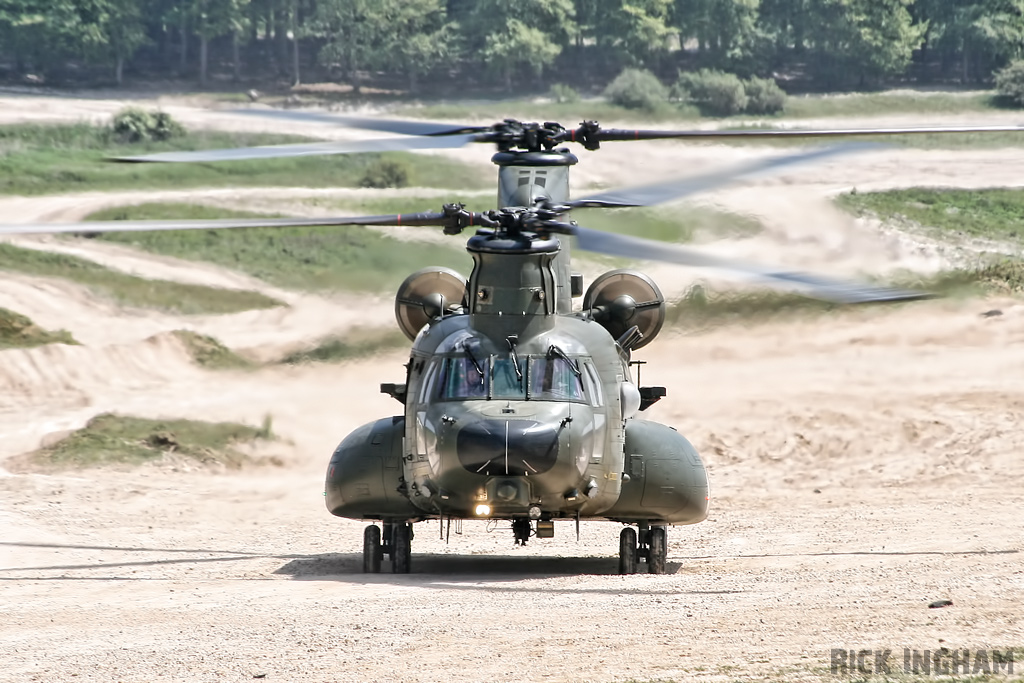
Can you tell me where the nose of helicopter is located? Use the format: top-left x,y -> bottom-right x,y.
456,418 -> 561,477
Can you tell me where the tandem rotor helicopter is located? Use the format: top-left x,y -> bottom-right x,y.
2,108 -> 1021,574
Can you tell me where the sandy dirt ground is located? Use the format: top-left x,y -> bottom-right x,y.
1,92 -> 1023,682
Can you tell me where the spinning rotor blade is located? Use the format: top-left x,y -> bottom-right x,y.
570,225 -> 926,304
229,108 -> 490,137
588,123 -> 1024,142
114,133 -> 482,163
0,211 -> 458,236
565,144 -> 868,210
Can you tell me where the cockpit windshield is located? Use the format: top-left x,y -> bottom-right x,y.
436,353 -> 585,402
530,356 -> 585,401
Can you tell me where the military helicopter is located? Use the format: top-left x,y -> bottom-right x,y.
2,109 -> 1018,574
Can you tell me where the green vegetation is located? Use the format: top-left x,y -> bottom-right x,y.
4,1 -> 1023,99
280,328 -> 409,364
26,413 -> 275,469
579,205 -> 762,244
837,188 -> 1024,243
0,307 -> 77,349
674,70 -> 788,117
995,59 -> 1024,107
360,158 -> 411,188
111,108 -> 186,143
172,330 -> 254,370
0,122 -> 489,196
604,69 -> 672,114
85,202 -> 474,293
0,243 -> 282,314
667,262 -> 1024,331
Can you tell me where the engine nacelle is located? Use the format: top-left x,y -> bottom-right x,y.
325,416 -> 420,520
395,267 -> 468,341
583,269 -> 666,350
601,419 -> 708,524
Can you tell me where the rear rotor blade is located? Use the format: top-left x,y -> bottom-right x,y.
571,225 -> 926,304
0,211 -> 454,236
567,144 -> 869,210
114,133 -> 482,163
230,108 -> 489,137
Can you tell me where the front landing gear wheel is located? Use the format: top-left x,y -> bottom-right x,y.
392,522 -> 412,574
648,526 -> 667,574
618,527 -> 637,574
362,525 -> 382,573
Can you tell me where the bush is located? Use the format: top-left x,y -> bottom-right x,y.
995,59 -> 1024,107
603,68 -> 670,112
360,158 -> 411,188
744,76 -> 787,114
676,69 -> 748,116
111,108 -> 186,143
549,83 -> 580,104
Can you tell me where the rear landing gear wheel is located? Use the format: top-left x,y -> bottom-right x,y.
392,522 -> 412,574
618,527 -> 637,575
362,525 -> 382,573
648,526 -> 667,575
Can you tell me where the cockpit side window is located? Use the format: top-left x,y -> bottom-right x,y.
582,362 -> 603,407
439,356 -> 487,400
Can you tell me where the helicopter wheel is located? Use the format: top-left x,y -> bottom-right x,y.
648,526 -> 667,575
618,527 -> 638,575
362,524 -> 382,573
392,522 -> 412,574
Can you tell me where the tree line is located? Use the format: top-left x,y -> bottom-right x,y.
0,0 -> 1022,92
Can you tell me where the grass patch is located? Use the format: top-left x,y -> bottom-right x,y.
837,187 -> 1024,243
280,327 -> 408,364
0,243 -> 283,314
0,307 -> 78,349
666,262 -> 1024,330
397,99 -> 703,125
785,90 -> 1001,118
0,122 -> 489,195
171,330 -> 254,369
85,202 -> 475,293
577,204 -> 761,242
26,412 -> 276,469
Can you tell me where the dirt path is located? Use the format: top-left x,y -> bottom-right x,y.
1,93 -> 1023,683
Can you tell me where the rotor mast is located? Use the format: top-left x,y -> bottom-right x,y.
490,148 -> 578,318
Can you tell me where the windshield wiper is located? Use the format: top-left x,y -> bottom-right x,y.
506,336 -> 523,385
462,342 -> 484,385
548,344 -> 582,377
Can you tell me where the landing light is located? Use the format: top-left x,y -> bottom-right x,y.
474,504 -> 491,516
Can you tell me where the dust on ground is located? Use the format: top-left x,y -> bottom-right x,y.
0,92 -> 1022,683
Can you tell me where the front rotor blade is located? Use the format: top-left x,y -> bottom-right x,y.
114,133 -> 482,163
230,108 -> 489,137
0,212 -> 453,236
571,225 -> 927,304
568,144 -> 867,210
594,124 -> 1024,142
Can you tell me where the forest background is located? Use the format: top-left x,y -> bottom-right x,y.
1,1 -> 1023,100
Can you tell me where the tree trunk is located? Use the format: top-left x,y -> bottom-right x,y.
291,3 -> 301,86
200,35 -> 209,86
115,55 -> 124,86
233,32 -> 241,81
180,14 -> 189,72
